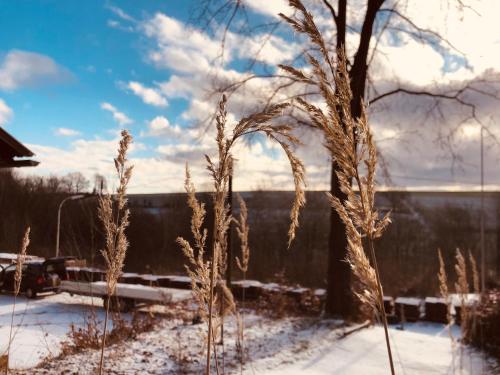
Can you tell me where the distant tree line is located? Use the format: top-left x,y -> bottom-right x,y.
0,170 -> 498,296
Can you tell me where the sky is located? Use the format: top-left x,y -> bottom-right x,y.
1,0 -> 500,193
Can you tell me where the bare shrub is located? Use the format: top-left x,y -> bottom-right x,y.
63,310 -> 156,355
467,289 -> 500,360
67,309 -> 102,351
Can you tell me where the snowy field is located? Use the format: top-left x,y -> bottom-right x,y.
0,292 -> 498,374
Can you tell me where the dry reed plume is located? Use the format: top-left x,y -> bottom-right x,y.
97,129 -> 134,375
235,193 -> 250,370
454,248 -> 469,369
468,251 -> 480,295
5,226 -> 30,375
437,249 -> 452,332
279,1 -> 393,373
468,251 -> 480,351
437,248 -> 455,372
235,194 -> 249,275
455,249 -> 469,338
177,94 -> 305,374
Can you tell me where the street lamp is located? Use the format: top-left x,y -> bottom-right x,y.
480,125 -> 485,292
55,194 -> 85,257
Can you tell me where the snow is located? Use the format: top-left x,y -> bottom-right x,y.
121,272 -> 140,277
140,274 -> 165,282
0,253 -> 44,263
60,281 -> 192,303
0,293 -> 108,369
395,297 -> 423,306
425,297 -> 447,304
314,289 -> 326,297
1,290 -> 496,374
450,293 -> 480,306
232,280 -> 263,288
265,324 -> 488,375
168,275 -> 191,283
10,306 -> 497,374
66,266 -> 102,273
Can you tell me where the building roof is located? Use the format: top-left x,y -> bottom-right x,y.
0,127 -> 39,168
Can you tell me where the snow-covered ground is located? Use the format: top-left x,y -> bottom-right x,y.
0,292 -> 107,369
1,292 -> 498,374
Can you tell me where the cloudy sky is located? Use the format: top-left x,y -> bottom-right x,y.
1,0 -> 500,193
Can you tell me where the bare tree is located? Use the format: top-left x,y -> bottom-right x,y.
191,0 -> 500,318
93,173 -> 107,195
63,172 -> 90,193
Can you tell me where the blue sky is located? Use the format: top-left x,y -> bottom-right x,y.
0,1 -> 193,156
1,0 -> 499,192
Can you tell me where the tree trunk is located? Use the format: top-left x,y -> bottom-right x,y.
226,174 -> 233,287
326,162 -> 352,317
324,0 -> 384,318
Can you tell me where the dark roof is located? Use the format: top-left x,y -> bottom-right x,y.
0,127 -> 39,168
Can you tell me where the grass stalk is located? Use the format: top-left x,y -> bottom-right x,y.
279,2 -> 394,370
437,249 -> 455,372
4,226 -> 30,375
98,295 -> 111,374
178,95 -> 305,374
367,238 -> 395,375
206,251 -> 217,375
97,130 -> 133,375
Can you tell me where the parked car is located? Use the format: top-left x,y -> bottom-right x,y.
43,256 -> 79,281
0,261 -> 61,298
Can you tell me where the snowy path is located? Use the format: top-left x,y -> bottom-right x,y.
264,325 -> 487,374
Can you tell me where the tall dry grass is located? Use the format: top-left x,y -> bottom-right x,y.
279,1 -> 394,373
454,248 -> 469,369
468,250 -> 481,362
4,226 -> 30,374
97,130 -> 133,375
235,193 -> 249,370
177,94 -> 305,374
437,249 -> 453,336
437,248 -> 455,372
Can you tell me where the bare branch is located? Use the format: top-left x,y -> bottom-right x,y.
379,8 -> 466,57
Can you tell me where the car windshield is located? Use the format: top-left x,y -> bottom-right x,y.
46,263 -> 64,273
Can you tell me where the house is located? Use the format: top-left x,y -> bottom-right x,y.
0,127 -> 39,168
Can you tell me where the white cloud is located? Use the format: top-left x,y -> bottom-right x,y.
54,127 -> 81,137
26,1 -> 500,193
0,99 -> 13,125
107,19 -> 134,32
242,0 -> 289,18
127,81 -> 168,107
0,50 -> 71,91
100,102 -> 133,125
106,5 -> 135,22
142,116 -> 182,137
142,13 -> 222,69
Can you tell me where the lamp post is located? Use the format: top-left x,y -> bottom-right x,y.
55,194 -> 85,257
480,125 -> 485,292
